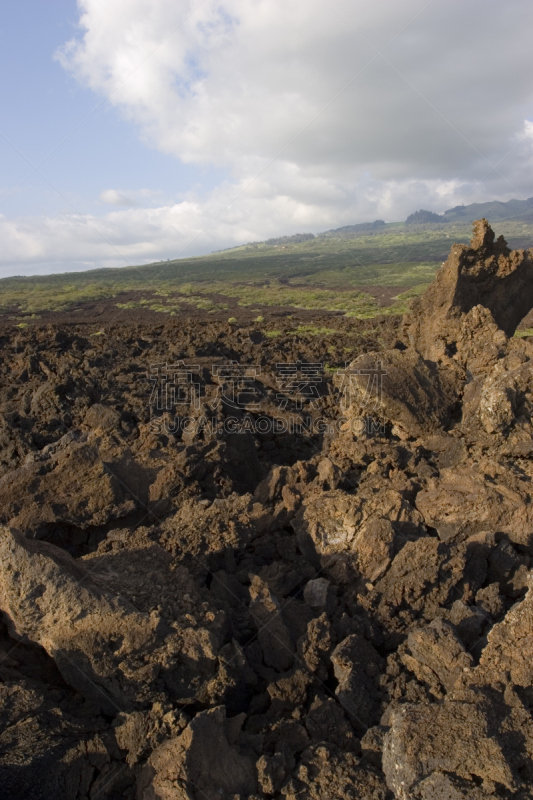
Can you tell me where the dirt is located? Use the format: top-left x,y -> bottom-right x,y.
0,221 -> 533,799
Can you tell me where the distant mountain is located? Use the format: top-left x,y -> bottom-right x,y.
405,197 -> 533,225
265,232 -> 315,245
406,210 -> 444,224
320,219 -> 386,237
212,200 -> 533,256
442,197 -> 533,222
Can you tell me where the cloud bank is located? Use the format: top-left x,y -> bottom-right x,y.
2,0 -> 533,275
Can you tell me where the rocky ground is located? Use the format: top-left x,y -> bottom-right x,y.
0,219 -> 533,799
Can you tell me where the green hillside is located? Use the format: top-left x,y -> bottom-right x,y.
1,210 -> 532,321
442,197 -> 533,223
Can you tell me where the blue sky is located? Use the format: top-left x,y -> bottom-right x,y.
0,1 -> 223,220
0,0 -> 532,277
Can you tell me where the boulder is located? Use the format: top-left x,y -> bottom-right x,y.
335,348 -> 460,439
136,706 -> 257,800
406,619 -> 473,692
475,576 -> 533,688
0,527 -> 224,714
383,688 -> 533,798
416,462 -> 533,547
292,488 -> 422,563
279,743 -> 389,800
330,634 -> 384,730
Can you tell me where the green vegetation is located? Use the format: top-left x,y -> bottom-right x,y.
108,280 -> 428,320
1,216 -> 531,321
291,324 -> 336,336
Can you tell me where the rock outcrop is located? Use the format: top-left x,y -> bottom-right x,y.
403,218 -> 533,361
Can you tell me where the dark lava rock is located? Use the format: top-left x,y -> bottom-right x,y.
0,221 -> 532,798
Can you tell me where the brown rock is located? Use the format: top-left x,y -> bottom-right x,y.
475,577 -> 533,689
304,697 -> 359,752
297,613 -> 336,680
406,619 -> 473,692
292,488 -> 422,562
331,634 -> 384,730
416,462 -> 533,547
0,527 -> 223,714
370,538 -> 449,623
0,441 -> 136,537
351,518 -> 396,582
383,688 -> 533,798
0,682 -> 115,800
280,743 -> 389,800
249,574 -> 294,671
403,219 -> 533,363
336,348 -> 459,439
136,706 -> 257,800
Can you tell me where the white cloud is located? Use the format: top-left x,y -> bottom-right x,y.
3,0 -> 533,276
57,0 -> 533,183
0,168 -> 527,278
99,188 -> 169,206
99,189 -> 140,207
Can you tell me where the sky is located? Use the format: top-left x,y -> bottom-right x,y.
1,0 -> 532,277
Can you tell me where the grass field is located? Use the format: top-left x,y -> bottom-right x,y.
1,217 -> 532,320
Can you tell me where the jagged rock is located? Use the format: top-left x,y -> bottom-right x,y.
403,218 -> 533,363
0,681 -> 120,800
266,669 -> 312,714
161,492 -> 256,560
136,706 -> 257,800
351,518 -> 396,582
304,697 -> 359,752
330,635 -> 384,730
461,344 -> 533,440
406,619 -> 473,692
303,577 -> 332,609
360,725 -> 387,768
367,538 -> 450,627
257,751 -> 290,794
297,613 -> 336,680
447,599 -> 489,647
263,717 -> 310,764
0,440 -> 137,537
474,576 -> 533,689
113,705 -> 189,767
249,574 -> 294,672
416,461 -> 533,547
279,743 -> 390,799
335,348 -> 459,439
382,687 -> 533,798
292,488 -> 422,562
0,527 -> 225,714
475,582 -> 506,618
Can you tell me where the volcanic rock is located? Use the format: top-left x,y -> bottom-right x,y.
136,706 -> 257,800
1,220 -> 533,799
0,527 -> 226,714
403,218 -> 533,362
382,688 -> 533,798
